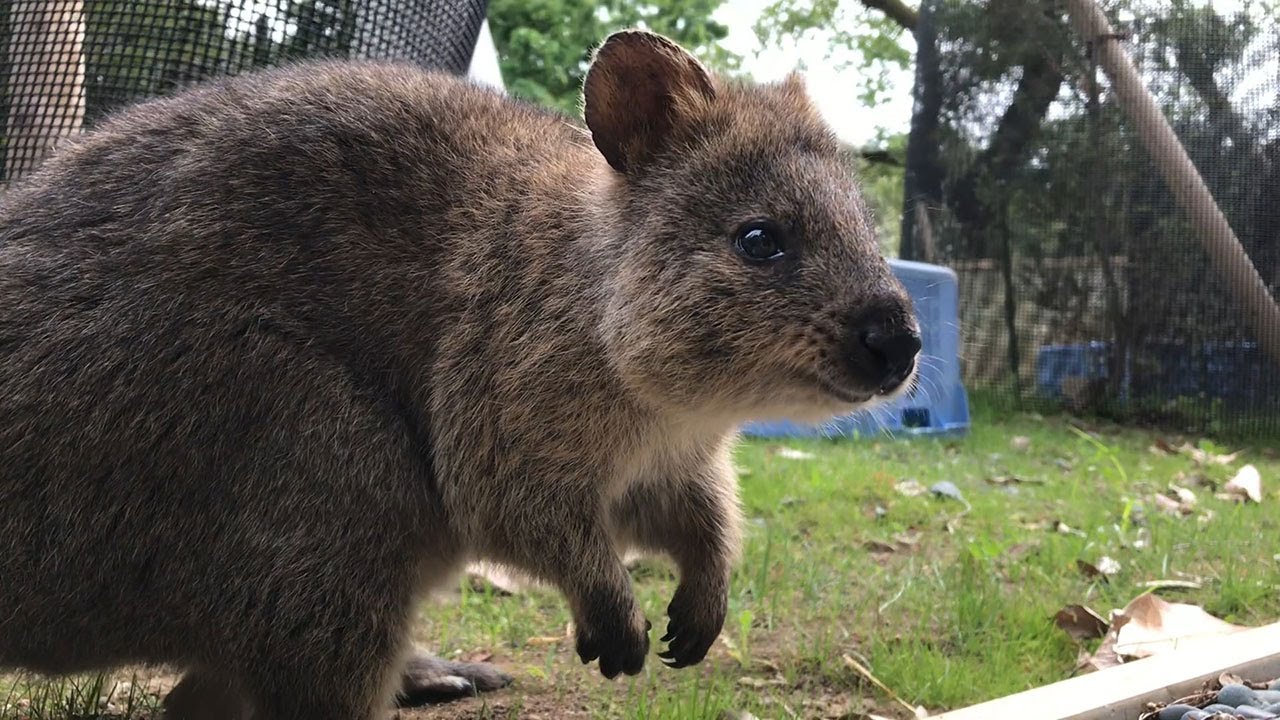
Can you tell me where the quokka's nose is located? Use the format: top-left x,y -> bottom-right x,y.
845,299 -> 921,394
860,327 -> 921,393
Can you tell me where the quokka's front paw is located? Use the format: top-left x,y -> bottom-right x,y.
657,579 -> 727,669
575,594 -> 651,679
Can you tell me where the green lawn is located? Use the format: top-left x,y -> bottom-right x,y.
5,400 -> 1279,719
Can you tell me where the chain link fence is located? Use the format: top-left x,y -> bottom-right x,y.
901,0 -> 1280,435
1,0 -> 489,185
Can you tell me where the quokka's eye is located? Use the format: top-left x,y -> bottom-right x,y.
732,219 -> 787,264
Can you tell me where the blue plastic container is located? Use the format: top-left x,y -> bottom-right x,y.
741,259 -> 971,439
1036,340 -> 1273,410
1034,341 -> 1119,401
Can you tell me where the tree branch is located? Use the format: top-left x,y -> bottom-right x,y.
861,0 -> 918,31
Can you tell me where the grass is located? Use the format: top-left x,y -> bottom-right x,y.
4,399 -> 1279,719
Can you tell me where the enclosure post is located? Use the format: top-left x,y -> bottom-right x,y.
1062,0 -> 1280,368
4,0 -> 86,184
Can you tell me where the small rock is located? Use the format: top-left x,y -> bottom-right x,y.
1158,704 -> 1198,720
1270,678 -> 1280,691
929,480 -> 966,503
1233,705 -> 1276,719
1178,711 -> 1211,720
1219,683 -> 1260,708
1202,704 -> 1237,714
1266,703 -> 1280,715
1010,435 -> 1031,451
1257,690 -> 1280,704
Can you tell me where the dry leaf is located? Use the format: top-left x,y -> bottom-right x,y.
1054,604 -> 1109,642
1078,616 -> 1127,674
1111,593 -> 1248,659
1169,484 -> 1197,506
894,479 -> 927,497
1218,671 -> 1244,687
525,635 -> 565,646
1137,579 -> 1203,591
775,447 -> 816,460
736,677 -> 786,688
986,474 -> 1045,486
1055,520 -> 1086,537
1154,493 -> 1185,516
1178,442 -> 1241,466
1010,435 -> 1032,451
1150,438 -> 1177,455
1076,558 -> 1119,582
1224,464 -> 1262,503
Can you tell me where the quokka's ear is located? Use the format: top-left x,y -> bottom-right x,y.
582,29 -> 716,173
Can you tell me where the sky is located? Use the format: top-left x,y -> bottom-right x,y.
711,0 -> 916,148
467,0 -> 1270,148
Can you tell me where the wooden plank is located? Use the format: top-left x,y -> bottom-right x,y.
931,622 -> 1280,720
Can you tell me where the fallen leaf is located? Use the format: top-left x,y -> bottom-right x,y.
1150,438 -> 1178,455
1055,520 -> 1087,537
894,479 -> 926,497
1137,579 -> 1204,591
1224,464 -> 1262,503
736,677 -> 786,688
1078,619 -> 1127,674
525,635 -> 565,646
1076,556 -> 1120,580
1054,604 -> 1109,641
1169,484 -> 1197,506
1010,435 -> 1032,451
774,447 -> 816,460
1154,493 -> 1185,516
986,474 -> 1045,486
1178,442 -> 1241,466
1111,593 -> 1248,659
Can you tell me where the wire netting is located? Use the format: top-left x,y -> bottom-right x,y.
901,0 -> 1280,436
1,0 -> 488,185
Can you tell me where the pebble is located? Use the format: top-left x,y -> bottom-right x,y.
1177,710 -> 1211,720
1258,691 -> 1280,705
1219,684 -> 1261,708
1159,705 -> 1198,720
1267,704 -> 1280,715
1203,704 -> 1238,714
1270,679 -> 1280,692
1233,706 -> 1278,719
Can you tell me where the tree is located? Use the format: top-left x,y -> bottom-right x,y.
486,0 -> 740,115
753,0 -> 913,109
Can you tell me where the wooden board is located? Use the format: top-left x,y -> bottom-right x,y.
931,621 -> 1280,720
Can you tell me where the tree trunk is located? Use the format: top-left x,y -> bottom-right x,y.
899,0 -> 942,261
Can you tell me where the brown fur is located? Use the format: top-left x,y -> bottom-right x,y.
0,30 -> 917,719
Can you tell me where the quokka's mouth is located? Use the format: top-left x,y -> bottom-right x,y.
805,373 -> 874,406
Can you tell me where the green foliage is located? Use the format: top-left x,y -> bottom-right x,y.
486,0 -> 741,116
753,0 -> 912,108
856,133 -> 908,254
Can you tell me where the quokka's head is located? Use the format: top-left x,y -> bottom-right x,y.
587,30 -> 920,424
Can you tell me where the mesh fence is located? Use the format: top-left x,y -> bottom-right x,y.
1,0 -> 488,185
901,0 -> 1280,436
